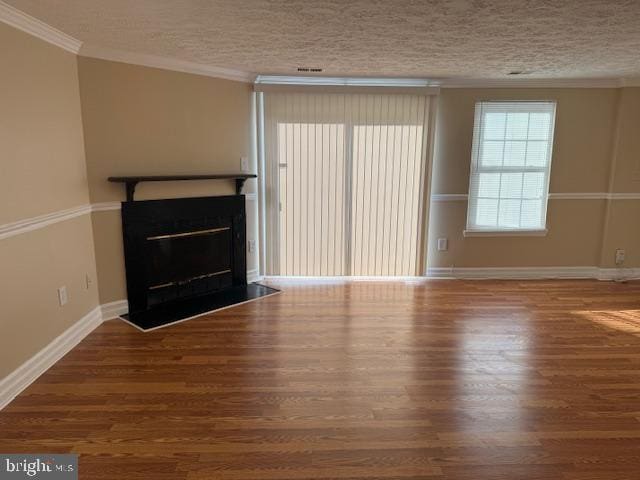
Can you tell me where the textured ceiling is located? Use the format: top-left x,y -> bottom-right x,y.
6,0 -> 640,80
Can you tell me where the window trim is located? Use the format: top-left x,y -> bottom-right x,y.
463,228 -> 548,237
465,100 -> 557,235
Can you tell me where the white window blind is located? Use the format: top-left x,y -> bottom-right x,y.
261,92 -> 432,276
466,101 -> 557,233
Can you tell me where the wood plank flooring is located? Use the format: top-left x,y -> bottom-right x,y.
2,279 -> 640,479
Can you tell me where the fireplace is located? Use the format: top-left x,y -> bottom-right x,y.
120,195 -> 277,330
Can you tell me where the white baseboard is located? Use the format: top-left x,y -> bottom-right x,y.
264,275 -> 428,283
247,269 -> 263,283
0,306 -> 102,410
266,268 -> 640,281
100,300 -> 129,320
597,268 -> 640,281
0,301 -> 130,411
427,266 -> 640,280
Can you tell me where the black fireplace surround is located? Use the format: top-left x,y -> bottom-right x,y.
120,195 -> 276,330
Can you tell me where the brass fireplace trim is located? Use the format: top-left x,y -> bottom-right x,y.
147,226 -> 230,241
148,269 -> 232,290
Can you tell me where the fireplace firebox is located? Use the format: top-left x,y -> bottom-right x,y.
120,195 -> 277,330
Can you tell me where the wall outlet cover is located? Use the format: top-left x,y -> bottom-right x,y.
615,249 -> 626,265
437,238 -> 448,251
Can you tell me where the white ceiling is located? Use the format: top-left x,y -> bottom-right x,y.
5,0 -> 640,81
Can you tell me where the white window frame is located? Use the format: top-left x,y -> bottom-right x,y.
464,101 -> 557,237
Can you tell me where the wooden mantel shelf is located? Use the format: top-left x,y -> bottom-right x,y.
108,174 -> 257,201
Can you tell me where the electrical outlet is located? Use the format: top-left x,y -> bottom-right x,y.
437,238 -> 448,251
57,286 -> 68,306
240,156 -> 249,173
615,249 -> 625,266
247,239 -> 256,253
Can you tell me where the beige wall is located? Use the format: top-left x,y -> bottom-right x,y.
77,57 -> 256,303
427,87 -> 640,269
0,23 -> 98,378
610,88 -> 640,193
599,87 -> 640,268
0,24 -> 90,223
0,216 -> 99,378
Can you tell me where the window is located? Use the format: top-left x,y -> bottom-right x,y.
465,101 -> 556,235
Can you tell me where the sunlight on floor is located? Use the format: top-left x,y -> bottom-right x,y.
575,309 -> 640,335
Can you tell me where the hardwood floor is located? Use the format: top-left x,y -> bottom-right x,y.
2,279 -> 640,479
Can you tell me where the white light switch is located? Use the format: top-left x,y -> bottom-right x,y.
240,156 -> 250,173
57,286 -> 68,306
437,238 -> 448,251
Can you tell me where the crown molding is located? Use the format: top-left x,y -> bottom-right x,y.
0,2 -> 252,83
439,77 -> 624,89
79,43 -> 254,83
0,1 -> 81,53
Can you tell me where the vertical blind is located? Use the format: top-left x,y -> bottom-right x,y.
261,92 -> 432,276
466,101 -> 557,232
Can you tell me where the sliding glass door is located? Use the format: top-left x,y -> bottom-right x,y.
261,92 -> 432,276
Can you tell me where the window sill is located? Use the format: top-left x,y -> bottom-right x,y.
463,229 -> 548,237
